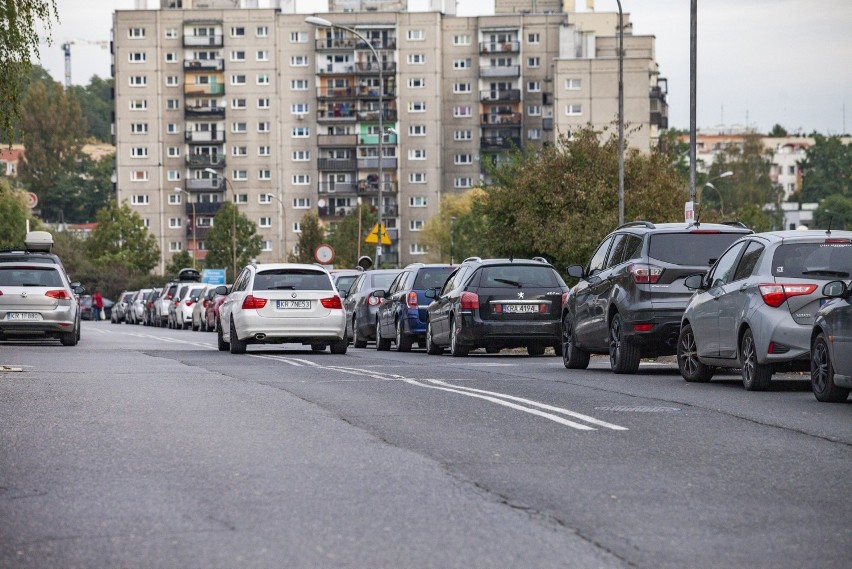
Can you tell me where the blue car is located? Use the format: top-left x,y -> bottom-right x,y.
374,263 -> 455,351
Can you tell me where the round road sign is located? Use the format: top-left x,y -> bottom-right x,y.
314,244 -> 335,264
26,192 -> 38,209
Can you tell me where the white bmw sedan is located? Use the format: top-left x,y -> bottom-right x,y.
216,263 -> 347,354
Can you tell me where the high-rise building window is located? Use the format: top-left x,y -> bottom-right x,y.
129,28 -> 145,38
453,34 -> 471,46
408,53 -> 425,64
565,104 -> 583,116
565,78 -> 582,90
408,29 -> 425,41
256,50 -> 269,61
230,50 -> 245,61
230,26 -> 245,38
259,217 -> 272,228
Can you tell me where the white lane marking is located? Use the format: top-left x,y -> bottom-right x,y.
249,354 -> 303,366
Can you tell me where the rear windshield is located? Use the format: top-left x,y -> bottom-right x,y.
412,267 -> 455,289
771,242 -> 852,279
480,265 -> 562,288
370,273 -> 398,289
649,233 -> 746,266
335,275 -> 358,292
253,269 -> 333,291
0,266 -> 63,287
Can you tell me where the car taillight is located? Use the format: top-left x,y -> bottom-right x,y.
824,238 -> 851,244
406,291 -> 418,309
630,264 -> 663,284
165,294 -> 173,300
45,290 -> 71,300
321,296 -> 343,309
242,295 -> 268,309
634,323 -> 654,332
460,291 -> 479,310
561,291 -> 568,305
367,293 -> 380,306
203,299 -> 209,308
185,299 -> 194,306
758,283 -> 818,308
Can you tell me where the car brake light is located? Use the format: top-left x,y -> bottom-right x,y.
460,291 -> 479,310
367,293 -> 380,306
634,323 -> 654,332
758,283 -> 817,308
185,299 -> 194,306
45,289 -> 71,300
825,238 -> 851,244
561,291 -> 568,305
242,295 -> 268,309
321,296 -> 343,309
539,304 -> 548,313
203,299 -> 209,308
630,264 -> 663,284
406,291 -> 418,309
688,230 -> 721,234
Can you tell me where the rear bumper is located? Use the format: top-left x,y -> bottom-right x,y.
235,313 -> 346,343
456,313 -> 560,347
622,306 -> 685,356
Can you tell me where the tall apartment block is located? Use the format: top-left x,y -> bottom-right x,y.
112,0 -> 668,274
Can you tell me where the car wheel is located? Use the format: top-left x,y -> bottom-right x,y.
485,346 -> 501,354
330,339 -> 348,355
609,313 -> 641,374
396,319 -> 413,352
216,318 -> 229,351
376,320 -> 392,351
527,345 -> 545,356
229,318 -> 247,354
740,328 -> 772,391
353,318 -> 368,349
449,318 -> 469,357
811,333 -> 850,402
426,321 -> 444,355
311,344 -> 327,352
562,313 -> 590,369
677,324 -> 715,382
60,329 -> 78,346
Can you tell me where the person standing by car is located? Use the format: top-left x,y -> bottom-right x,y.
92,290 -> 104,321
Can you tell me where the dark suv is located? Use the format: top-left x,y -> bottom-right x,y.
562,221 -> 752,373
374,263 -> 456,351
425,257 -> 569,357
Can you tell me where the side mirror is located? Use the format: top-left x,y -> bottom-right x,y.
822,280 -> 848,298
372,289 -> 386,298
566,264 -> 585,279
684,274 -> 706,290
214,285 -> 229,296
424,289 -> 438,299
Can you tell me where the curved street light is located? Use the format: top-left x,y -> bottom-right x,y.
173,187 -> 196,269
204,168 -> 237,281
700,170 -> 733,217
265,192 -> 286,262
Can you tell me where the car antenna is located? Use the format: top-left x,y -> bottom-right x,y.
826,216 -> 833,236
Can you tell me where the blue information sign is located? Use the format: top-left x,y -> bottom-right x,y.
202,268 -> 226,285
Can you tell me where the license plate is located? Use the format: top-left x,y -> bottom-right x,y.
277,300 -> 311,309
6,312 -> 43,321
503,304 -> 538,314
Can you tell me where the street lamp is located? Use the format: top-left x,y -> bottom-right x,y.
307,15 -> 385,268
204,168 -> 237,281
700,170 -> 733,217
449,216 -> 457,264
616,0 -> 625,226
173,187 -> 196,269
265,192 -> 286,262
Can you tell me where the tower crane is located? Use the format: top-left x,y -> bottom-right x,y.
61,39 -> 109,88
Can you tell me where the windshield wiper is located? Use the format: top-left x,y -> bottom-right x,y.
493,278 -> 522,287
802,269 -> 849,277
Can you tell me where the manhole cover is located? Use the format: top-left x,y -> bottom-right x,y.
595,406 -> 681,413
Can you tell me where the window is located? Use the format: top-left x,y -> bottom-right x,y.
292,222 -> 302,233
291,103 -> 310,114
293,197 -> 311,209
232,170 -> 248,181
565,78 -> 582,90
292,174 -> 310,185
454,129 -> 472,141
129,76 -> 147,86
528,32 -> 540,44
453,105 -> 472,117
409,124 -> 426,136
409,101 -> 426,112
230,26 -> 245,38
409,149 -> 427,160
231,74 -> 246,85
709,242 -> 747,288
453,82 -> 471,93
164,28 -> 177,39
453,34 -> 471,46
292,127 -> 310,138
169,217 -> 182,228
169,242 -> 183,253
256,74 -> 270,85
454,177 -> 473,188
290,31 -> 307,43
165,52 -> 178,63
258,145 -> 271,156
409,196 -> 427,207
256,26 -> 268,37
165,76 -> 179,86
129,99 -> 147,110
257,97 -> 270,109
410,243 -> 428,255
527,104 -> 541,116
257,121 -> 271,133
128,52 -> 146,63
291,79 -> 309,90
167,147 -> 180,157
566,104 -> 583,116
231,98 -> 247,109
408,53 -> 425,64
232,146 -> 247,156
258,169 -> 271,180
167,123 -> 178,134
453,58 -> 471,69
130,123 -> 148,134
232,122 -> 247,133
230,50 -> 246,62
259,216 -> 272,228
168,193 -> 181,205
409,172 -> 426,183
290,55 -> 308,66
292,150 -> 310,161
129,27 -> 145,38
527,57 -> 540,68
197,218 -> 213,227
408,77 -> 425,88
454,153 -> 472,165
527,128 -> 541,140
409,219 -> 424,231
407,29 -> 425,41
259,194 -> 272,204
587,236 -> 613,277
527,81 -> 541,92
256,50 -> 269,61
166,99 -> 179,110
131,193 -> 149,203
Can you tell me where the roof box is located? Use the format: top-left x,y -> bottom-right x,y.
177,267 -> 202,282
24,231 -> 54,253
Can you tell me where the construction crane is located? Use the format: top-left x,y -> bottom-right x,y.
61,39 -> 109,88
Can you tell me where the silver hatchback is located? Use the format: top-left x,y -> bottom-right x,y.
678,230 -> 852,390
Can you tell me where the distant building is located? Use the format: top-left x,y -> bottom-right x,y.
0,146 -> 24,177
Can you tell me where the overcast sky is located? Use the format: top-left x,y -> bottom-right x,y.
37,0 -> 852,134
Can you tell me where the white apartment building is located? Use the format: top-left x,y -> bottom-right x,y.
113,0 -> 668,273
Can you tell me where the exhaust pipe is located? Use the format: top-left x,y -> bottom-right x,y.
255,333 -> 266,340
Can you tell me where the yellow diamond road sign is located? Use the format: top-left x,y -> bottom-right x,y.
364,223 -> 391,245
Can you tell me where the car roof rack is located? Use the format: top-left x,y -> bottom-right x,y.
616,221 -> 656,230
462,256 -> 482,263
531,256 -> 549,263
403,262 -> 425,268
720,221 -> 750,229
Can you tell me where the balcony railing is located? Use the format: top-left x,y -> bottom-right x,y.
359,133 -> 398,146
317,134 -> 358,147
185,130 -> 226,143
355,39 -> 396,51
185,178 -> 221,191
317,158 -> 357,171
185,201 -> 223,215
317,87 -> 356,99
183,34 -> 223,47
318,205 -> 357,218
480,41 -> 520,54
315,38 -> 358,50
318,64 -> 356,75
183,59 -> 224,72
480,65 -> 520,78
480,89 -> 521,103
318,182 -> 358,194
354,62 -> 397,75
357,157 -> 398,170
185,154 -> 225,169
356,109 -> 398,123
356,86 -> 397,99
184,105 -> 225,119
481,136 -> 522,151
317,107 -> 358,122
184,83 -> 225,96
481,112 -> 522,126
357,180 -> 397,194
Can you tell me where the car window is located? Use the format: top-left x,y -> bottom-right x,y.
587,236 -> 614,276
233,269 -> 251,292
649,232 -> 746,266
709,242 -> 746,288
733,241 -> 765,281
189,286 -> 205,298
772,242 -> 852,279
387,272 -> 407,294
252,269 -> 333,291
481,265 -> 562,288
0,266 -> 62,287
605,234 -> 638,269
370,272 -> 398,290
412,267 -> 454,289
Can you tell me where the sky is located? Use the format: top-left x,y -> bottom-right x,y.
37,0 -> 852,135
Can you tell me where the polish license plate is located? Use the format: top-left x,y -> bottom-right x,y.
6,312 -> 43,321
277,300 -> 311,309
503,304 -> 538,314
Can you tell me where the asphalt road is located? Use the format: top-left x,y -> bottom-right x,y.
1,321 -> 849,569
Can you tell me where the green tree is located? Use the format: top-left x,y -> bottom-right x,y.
767,124 -> 789,138
798,135 -> 851,203
421,189 -> 487,263
0,0 -> 59,146
204,201 -> 262,281
0,179 -> 30,247
87,199 -> 160,274
68,76 -> 112,142
326,205 -> 376,268
165,250 -> 195,276
658,128 -> 691,180
291,212 -> 325,264
813,194 -> 852,230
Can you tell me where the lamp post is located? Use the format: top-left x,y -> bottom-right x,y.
700,170 -> 733,217
449,216 -> 457,264
204,168 -> 237,281
307,16 -> 384,268
173,187 -> 196,269
265,192 -> 286,262
616,0 -> 625,226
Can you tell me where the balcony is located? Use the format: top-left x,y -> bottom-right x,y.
318,181 -> 358,194
184,83 -> 225,96
481,112 -> 522,126
318,204 -> 357,218
317,105 -> 358,122
183,59 -> 224,72
318,134 -> 358,147
480,65 -> 520,78
354,61 -> 397,75
480,41 -> 520,54
315,38 -> 358,50
184,225 -> 211,241
185,201 -> 224,215
356,86 -> 397,99
185,130 -> 226,143
355,38 -> 396,51
185,154 -> 225,169
359,132 -> 398,146
318,64 -> 356,75
357,180 -> 397,195
357,157 -> 397,170
356,109 -> 398,123
480,89 -> 521,103
183,34 -> 223,47
317,158 -> 357,171
185,178 -> 221,191
317,86 -> 356,99
481,136 -> 521,151
184,105 -> 225,119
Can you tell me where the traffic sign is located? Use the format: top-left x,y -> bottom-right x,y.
25,192 -> 38,209
202,268 -> 226,285
314,244 -> 335,264
364,223 -> 391,245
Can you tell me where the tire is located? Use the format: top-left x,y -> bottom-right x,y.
527,345 -> 545,356
740,328 -> 772,391
562,313 -> 590,370
330,339 -> 348,354
229,318 -> 247,354
485,346 -> 501,354
217,319 -> 229,351
311,344 -> 327,352
449,318 -> 469,357
396,319 -> 413,352
353,318 -> 368,349
376,320 -> 391,351
609,314 -> 641,374
677,324 -> 715,382
811,333 -> 850,402
60,329 -> 78,346
426,321 -> 444,355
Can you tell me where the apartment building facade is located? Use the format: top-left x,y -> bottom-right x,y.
113,0 -> 667,274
